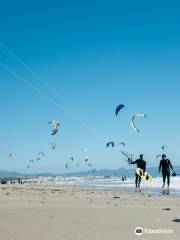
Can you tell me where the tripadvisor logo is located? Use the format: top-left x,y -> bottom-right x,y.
135,227 -> 144,236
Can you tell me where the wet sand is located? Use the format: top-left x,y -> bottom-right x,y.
0,184 -> 180,240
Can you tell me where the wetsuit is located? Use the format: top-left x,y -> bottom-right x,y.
159,159 -> 174,187
130,159 -> 146,188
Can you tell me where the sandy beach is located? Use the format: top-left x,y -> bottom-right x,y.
0,184 -> 179,240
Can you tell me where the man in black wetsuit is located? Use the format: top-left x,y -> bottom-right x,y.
130,154 -> 146,188
159,154 -> 175,191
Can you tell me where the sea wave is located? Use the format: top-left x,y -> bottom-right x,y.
38,176 -> 180,195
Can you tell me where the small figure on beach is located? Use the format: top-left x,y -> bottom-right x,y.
130,154 -> 146,189
159,154 -> 175,193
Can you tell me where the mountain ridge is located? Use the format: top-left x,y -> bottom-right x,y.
1,166 -> 180,178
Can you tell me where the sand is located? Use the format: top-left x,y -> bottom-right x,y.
0,184 -> 180,240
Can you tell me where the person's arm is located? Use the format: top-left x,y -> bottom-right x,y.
169,160 -> 174,171
144,162 -> 146,172
159,160 -> 162,173
130,159 -> 137,165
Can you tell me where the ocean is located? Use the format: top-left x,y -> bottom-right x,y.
38,175 -> 180,197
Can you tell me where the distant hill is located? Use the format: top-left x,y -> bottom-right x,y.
59,166 -> 180,177
1,166 -> 180,178
0,170 -> 24,178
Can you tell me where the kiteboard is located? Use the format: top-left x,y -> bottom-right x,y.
136,168 -> 153,182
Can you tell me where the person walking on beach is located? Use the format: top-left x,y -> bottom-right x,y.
159,154 -> 175,193
130,154 -> 146,189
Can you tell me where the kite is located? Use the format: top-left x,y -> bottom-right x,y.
9,152 -> 15,158
156,154 -> 162,160
65,162 -> 70,169
162,145 -> 167,153
48,120 -> 60,135
107,142 -> 115,148
131,113 -> 147,132
115,104 -> 125,116
119,142 -> 126,147
49,142 -> 56,150
38,152 -> 45,157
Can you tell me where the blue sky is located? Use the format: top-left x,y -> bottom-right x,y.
0,0 -> 180,173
